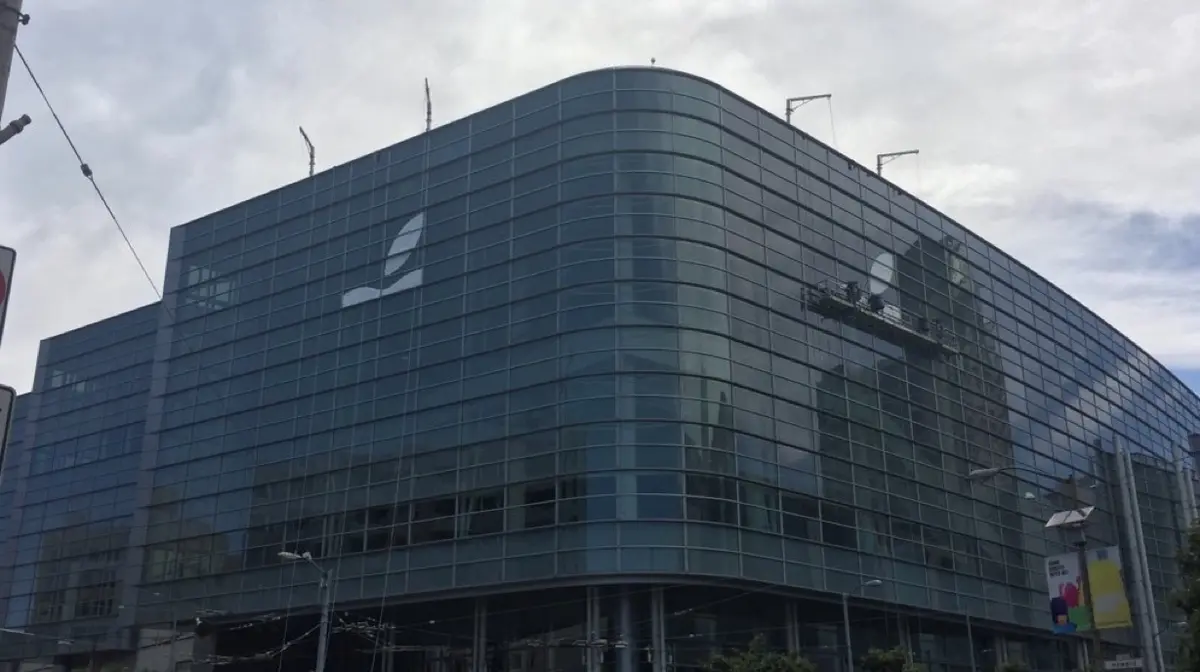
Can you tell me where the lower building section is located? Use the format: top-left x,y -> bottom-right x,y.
1,581 -> 1104,672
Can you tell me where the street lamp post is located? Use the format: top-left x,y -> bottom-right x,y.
842,579 -> 884,672
279,550 -> 333,672
968,466 -> 1103,672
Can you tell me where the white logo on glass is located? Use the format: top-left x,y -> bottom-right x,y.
340,212 -> 426,308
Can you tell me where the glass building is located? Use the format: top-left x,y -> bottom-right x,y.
0,305 -> 158,669
0,66 -> 1197,672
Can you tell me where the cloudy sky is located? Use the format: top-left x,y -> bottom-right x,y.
1,0 -> 1199,395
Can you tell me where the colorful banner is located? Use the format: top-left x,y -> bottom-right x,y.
1045,545 -> 1133,633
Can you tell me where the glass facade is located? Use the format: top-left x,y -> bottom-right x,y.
1,67 -> 1198,672
0,305 -> 158,662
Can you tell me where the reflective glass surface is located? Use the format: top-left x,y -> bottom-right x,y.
0,68 -> 1196,656
0,305 -> 158,650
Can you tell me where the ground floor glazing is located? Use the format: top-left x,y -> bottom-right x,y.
16,582 -> 1134,672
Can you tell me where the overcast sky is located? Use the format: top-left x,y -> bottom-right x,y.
1,1 -> 1199,396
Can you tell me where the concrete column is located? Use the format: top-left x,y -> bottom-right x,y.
897,615 -> 912,664
1115,441 -> 1160,672
471,598 -> 486,672
650,587 -> 666,672
785,599 -> 800,653
1174,450 -> 1195,528
383,625 -> 394,672
1122,448 -> 1164,672
586,587 -> 600,672
966,615 -> 977,672
617,587 -> 636,672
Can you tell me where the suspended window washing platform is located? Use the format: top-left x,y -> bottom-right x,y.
806,279 -> 960,357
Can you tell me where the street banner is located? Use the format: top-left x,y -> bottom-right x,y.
1046,545 -> 1133,633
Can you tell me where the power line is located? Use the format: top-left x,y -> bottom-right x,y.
1,629 -> 196,672
12,42 -> 162,300
827,96 -> 840,150
204,623 -> 321,667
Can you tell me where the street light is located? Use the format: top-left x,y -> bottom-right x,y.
969,465 -> 1103,672
843,579 -> 884,672
279,550 -> 333,672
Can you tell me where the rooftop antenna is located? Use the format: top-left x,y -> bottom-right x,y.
298,126 -> 315,177
785,93 -> 839,148
424,78 -> 432,133
784,94 -> 831,125
876,149 -> 918,176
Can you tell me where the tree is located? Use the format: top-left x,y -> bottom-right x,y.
996,662 -> 1031,672
1175,523 -> 1200,672
860,646 -> 921,672
705,634 -> 818,672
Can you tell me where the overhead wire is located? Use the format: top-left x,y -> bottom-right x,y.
12,43 -> 163,301
13,610 -> 899,672
272,166 -> 328,672
9,44 -> 254,672
10,633 -> 197,672
339,609 -> 903,658
12,35 -> 384,672
9,37 -> 946,668
273,558 -> 303,672
916,151 -> 925,197
13,618 -> 359,672
13,41 -> 320,671
205,623 -> 322,666
365,115 -> 433,672
826,96 -> 840,150
12,53 -> 434,667
327,579 -> 898,653
311,582 -> 678,655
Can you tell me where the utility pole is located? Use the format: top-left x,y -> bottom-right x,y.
0,0 -> 24,118
970,466 -> 1105,672
0,0 -> 30,147
279,551 -> 333,672
1068,475 -> 1104,672
841,579 -> 883,672
315,566 -> 332,672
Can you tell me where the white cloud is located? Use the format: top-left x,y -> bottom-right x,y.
2,0 -> 1199,392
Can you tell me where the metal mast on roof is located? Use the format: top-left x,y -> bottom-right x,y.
876,149 -> 919,176
298,126 -> 315,177
784,93 -> 831,125
424,78 -> 432,133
